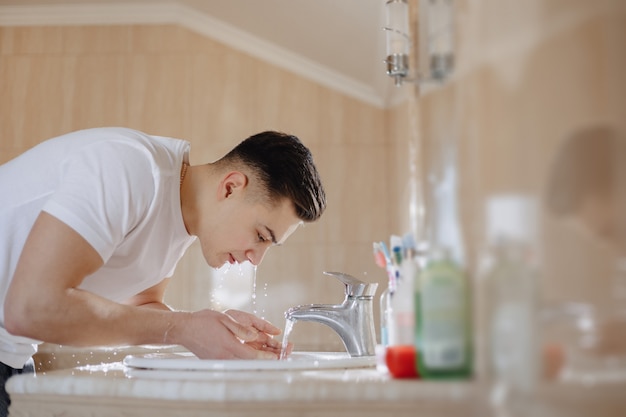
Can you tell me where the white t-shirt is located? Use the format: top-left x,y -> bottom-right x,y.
0,127 -> 196,367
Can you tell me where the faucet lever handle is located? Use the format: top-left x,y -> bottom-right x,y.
323,271 -> 378,298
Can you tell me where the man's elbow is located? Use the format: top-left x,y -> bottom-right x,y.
4,299 -> 39,339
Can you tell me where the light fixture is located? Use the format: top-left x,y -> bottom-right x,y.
384,0 -> 455,86
424,0 -> 454,80
384,0 -> 410,86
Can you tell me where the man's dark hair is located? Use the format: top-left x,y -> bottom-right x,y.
221,131 -> 326,222
546,125 -> 623,216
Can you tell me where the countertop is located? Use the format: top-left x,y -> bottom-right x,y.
6,346 -> 626,417
10,360 -> 480,403
6,345 -> 484,417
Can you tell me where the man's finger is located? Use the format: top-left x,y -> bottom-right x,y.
224,309 -> 282,336
220,315 -> 259,343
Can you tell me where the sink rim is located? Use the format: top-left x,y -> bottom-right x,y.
123,351 -> 376,372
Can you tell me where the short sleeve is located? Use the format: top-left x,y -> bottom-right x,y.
42,141 -> 156,262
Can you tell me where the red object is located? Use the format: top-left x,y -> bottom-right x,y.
385,345 -> 419,379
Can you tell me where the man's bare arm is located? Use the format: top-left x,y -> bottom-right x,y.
4,212 -> 280,359
124,279 -> 172,311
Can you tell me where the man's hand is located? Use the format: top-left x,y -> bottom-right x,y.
224,309 -> 286,358
166,309 -> 285,360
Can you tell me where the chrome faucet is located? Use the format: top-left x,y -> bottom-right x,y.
284,272 -> 378,357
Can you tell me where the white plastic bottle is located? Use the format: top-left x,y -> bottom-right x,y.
477,194 -> 540,393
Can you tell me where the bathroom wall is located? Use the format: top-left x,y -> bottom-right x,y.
2,0 -> 624,354
391,0 -> 626,315
0,24 -> 393,351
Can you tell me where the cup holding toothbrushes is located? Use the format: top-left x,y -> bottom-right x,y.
373,234 -> 421,379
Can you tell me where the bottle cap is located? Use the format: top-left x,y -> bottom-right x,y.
486,194 -> 538,243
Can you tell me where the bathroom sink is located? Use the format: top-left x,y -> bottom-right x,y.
123,351 -> 376,372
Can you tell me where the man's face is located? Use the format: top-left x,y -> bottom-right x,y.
198,195 -> 301,268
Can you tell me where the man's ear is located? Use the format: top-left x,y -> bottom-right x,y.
217,171 -> 248,200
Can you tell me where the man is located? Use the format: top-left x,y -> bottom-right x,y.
0,127 -> 326,410
544,124 -> 626,378
546,125 -> 626,254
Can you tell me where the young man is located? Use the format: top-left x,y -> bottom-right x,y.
546,125 -> 626,254
0,127 -> 326,410
544,125 -> 626,377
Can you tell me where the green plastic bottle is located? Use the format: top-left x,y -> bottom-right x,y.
415,247 -> 472,379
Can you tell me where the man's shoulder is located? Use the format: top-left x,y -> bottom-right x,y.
70,127 -> 188,164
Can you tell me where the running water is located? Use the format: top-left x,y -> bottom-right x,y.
280,318 -> 296,360
209,266 -> 227,310
251,265 -> 258,315
261,282 -> 268,319
249,265 -> 269,318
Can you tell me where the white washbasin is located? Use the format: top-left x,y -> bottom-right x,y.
123,351 -> 375,372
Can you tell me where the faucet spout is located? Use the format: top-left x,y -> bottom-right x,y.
284,272 -> 378,357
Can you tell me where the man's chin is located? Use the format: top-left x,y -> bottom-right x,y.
212,260 -> 237,270
212,261 -> 228,269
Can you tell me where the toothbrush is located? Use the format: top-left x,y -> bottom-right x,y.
372,242 -> 387,269
390,235 -> 403,266
401,232 -> 417,259
379,241 -> 392,265
378,241 -> 397,293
